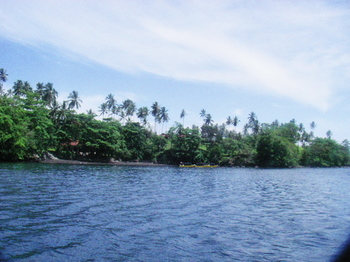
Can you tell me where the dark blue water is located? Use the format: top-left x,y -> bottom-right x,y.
1,164 -> 350,261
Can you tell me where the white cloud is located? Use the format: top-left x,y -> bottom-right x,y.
1,0 -> 350,111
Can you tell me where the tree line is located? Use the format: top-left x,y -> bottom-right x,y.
0,68 -> 349,167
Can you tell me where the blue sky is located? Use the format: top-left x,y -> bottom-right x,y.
1,0 -> 350,142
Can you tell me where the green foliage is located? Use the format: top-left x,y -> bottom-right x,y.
256,131 -> 300,167
121,122 -> 148,160
0,95 -> 55,160
302,138 -> 350,167
0,97 -> 29,160
1,74 -> 349,167
275,122 -> 300,144
163,126 -> 201,163
219,137 -> 256,166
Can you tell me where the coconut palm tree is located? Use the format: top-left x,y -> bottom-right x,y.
55,101 -> 69,123
200,109 -> 206,118
137,106 -> 149,126
326,130 -> 333,139
151,102 -> 161,133
13,80 -> 32,97
180,109 -> 186,126
122,99 -> 136,118
105,94 -> 116,111
36,82 -> 45,96
204,114 -> 213,125
86,109 -> 96,116
248,112 -> 257,126
0,68 -> 8,94
233,116 -> 240,128
159,106 -> 169,133
99,102 -> 108,116
310,121 -> 316,130
248,112 -> 259,134
119,110 -> 126,124
42,83 -> 58,107
226,116 -> 232,126
68,90 -> 82,110
243,123 -> 249,135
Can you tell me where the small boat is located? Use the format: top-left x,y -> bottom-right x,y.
179,162 -> 196,167
179,163 -> 218,168
195,164 -> 218,168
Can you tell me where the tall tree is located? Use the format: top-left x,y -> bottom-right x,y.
36,82 -> 45,97
68,90 -> 82,110
310,121 -> 316,130
13,80 -> 32,97
233,116 -> 240,128
99,102 -> 108,116
42,83 -> 58,107
248,112 -> 259,135
160,106 -> 169,133
200,109 -> 206,118
119,110 -> 126,124
151,102 -> 160,133
226,116 -> 232,126
326,130 -> 333,139
180,109 -> 186,126
204,114 -> 213,125
137,106 -> 149,126
122,99 -> 136,118
105,93 -> 117,113
0,68 -> 8,94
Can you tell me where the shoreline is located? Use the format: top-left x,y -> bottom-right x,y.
40,158 -> 172,167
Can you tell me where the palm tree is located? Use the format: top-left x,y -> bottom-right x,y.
68,90 -> 82,110
248,112 -> 257,126
49,100 -> 60,123
310,121 -> 316,130
42,83 -> 58,107
105,94 -> 116,111
233,116 -> 240,128
243,123 -> 249,135
86,109 -> 96,116
180,109 -> 186,126
252,121 -> 260,135
55,101 -> 69,123
159,107 -> 169,133
111,104 -> 120,116
119,110 -> 126,124
36,82 -> 45,97
298,123 -> 304,133
0,68 -> 8,94
200,109 -> 206,118
204,114 -> 213,125
137,106 -> 149,126
99,102 -> 108,116
226,116 -> 232,126
151,102 -> 161,133
13,80 -> 32,97
326,130 -> 332,139
122,99 -> 136,118
248,112 -> 259,134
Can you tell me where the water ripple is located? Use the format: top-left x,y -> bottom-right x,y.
1,164 -> 350,261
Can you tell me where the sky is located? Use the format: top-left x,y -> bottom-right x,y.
1,0 -> 350,142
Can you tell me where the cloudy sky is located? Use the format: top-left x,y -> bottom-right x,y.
1,0 -> 350,141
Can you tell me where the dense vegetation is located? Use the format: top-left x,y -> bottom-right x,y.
0,68 -> 349,167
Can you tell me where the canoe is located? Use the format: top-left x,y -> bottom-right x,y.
179,163 -> 218,168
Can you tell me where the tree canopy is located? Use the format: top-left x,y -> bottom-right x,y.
0,69 -> 349,167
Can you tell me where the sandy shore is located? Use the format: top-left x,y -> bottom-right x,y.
41,158 -> 171,167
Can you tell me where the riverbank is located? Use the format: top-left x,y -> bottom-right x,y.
40,158 -> 171,167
